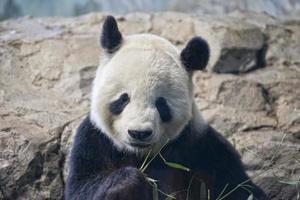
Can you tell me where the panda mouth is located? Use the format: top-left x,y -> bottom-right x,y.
129,142 -> 151,148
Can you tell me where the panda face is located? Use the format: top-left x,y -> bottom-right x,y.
91,36 -> 193,153
91,16 -> 209,154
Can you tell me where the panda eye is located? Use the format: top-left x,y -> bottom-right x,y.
155,97 -> 172,123
109,93 -> 130,115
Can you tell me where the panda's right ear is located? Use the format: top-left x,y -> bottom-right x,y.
100,15 -> 123,53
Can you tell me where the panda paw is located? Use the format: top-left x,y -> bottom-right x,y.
93,167 -> 152,200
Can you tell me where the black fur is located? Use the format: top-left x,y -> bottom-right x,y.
180,37 -> 210,71
109,93 -> 130,115
155,97 -> 172,123
65,116 -> 269,200
101,15 -> 122,53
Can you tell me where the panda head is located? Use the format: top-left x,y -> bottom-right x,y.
91,16 -> 209,154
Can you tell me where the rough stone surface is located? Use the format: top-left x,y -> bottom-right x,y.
194,16 -> 266,73
264,20 -> 300,67
0,12 -> 299,200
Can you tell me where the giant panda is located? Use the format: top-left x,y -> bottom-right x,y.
65,16 -> 269,200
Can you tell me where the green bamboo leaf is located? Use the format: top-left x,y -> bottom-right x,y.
140,149 -> 152,172
164,193 -> 176,200
147,177 -> 158,183
278,179 -> 300,185
152,182 -> 159,200
164,161 -> 190,172
247,194 -> 254,200
140,139 -> 170,173
165,194 -> 176,200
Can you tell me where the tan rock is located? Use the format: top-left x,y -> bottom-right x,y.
194,16 -> 265,73
264,20 -> 300,66
151,12 -> 195,44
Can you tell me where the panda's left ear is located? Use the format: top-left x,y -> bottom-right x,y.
100,15 -> 123,53
180,37 -> 209,71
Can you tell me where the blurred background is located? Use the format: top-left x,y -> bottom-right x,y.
1,0 -> 300,21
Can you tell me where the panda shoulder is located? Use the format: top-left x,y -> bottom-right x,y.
72,115 -> 106,146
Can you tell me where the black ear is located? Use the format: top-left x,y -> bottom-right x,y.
100,15 -> 122,53
180,37 -> 209,71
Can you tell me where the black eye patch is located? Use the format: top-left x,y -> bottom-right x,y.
109,93 -> 130,115
155,97 -> 172,123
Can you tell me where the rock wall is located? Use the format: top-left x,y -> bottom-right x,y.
0,12 -> 299,200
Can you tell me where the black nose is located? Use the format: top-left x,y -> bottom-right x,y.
128,129 -> 152,141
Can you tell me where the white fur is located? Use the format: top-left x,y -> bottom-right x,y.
91,34 -> 206,154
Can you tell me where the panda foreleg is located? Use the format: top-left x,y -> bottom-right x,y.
66,117 -> 153,200
93,166 -> 152,200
